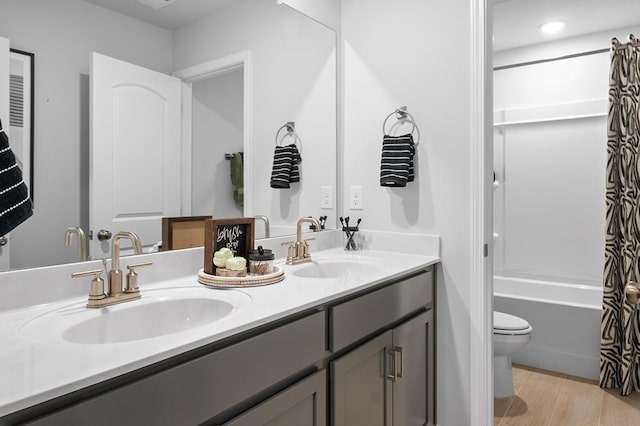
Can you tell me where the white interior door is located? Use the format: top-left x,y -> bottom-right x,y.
0,36 -> 11,271
90,52 -> 181,258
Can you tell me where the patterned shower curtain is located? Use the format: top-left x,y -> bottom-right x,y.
601,35 -> 640,396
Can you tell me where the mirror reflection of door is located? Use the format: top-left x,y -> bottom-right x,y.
90,52 -> 246,259
90,52 -> 182,259
190,69 -> 244,219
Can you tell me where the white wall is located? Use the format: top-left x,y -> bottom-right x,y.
0,0 -> 173,269
191,70 -> 244,218
173,0 -> 337,230
342,0 -> 475,423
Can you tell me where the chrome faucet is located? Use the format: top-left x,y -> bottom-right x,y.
65,227 -> 87,261
71,231 -> 152,308
283,217 -> 321,265
254,215 -> 270,238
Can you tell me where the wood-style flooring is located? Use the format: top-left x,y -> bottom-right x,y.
494,364 -> 640,425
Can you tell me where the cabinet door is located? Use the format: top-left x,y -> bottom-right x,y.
392,310 -> 434,426
224,370 -> 326,426
331,330 -> 392,426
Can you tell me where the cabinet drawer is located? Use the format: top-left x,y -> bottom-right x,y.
330,270 -> 432,352
224,370 -> 326,426
25,311 -> 326,426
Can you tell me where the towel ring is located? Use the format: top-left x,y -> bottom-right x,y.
275,122 -> 302,149
382,107 -> 420,145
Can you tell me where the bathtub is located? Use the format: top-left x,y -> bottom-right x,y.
494,276 -> 602,381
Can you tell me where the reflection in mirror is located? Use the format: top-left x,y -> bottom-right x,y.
0,0 -> 337,271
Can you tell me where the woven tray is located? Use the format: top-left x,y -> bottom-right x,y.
198,266 -> 284,288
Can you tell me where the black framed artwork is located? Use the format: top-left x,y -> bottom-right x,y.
9,48 -> 34,204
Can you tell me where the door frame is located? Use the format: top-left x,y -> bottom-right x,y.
0,36 -> 11,270
470,0 -> 493,425
173,51 -> 253,217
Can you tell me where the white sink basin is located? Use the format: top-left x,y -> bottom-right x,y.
20,287 -> 251,345
64,298 -> 233,344
292,258 -> 385,279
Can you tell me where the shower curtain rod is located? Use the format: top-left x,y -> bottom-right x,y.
494,47 -> 609,71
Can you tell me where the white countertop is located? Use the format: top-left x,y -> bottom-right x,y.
0,247 -> 439,417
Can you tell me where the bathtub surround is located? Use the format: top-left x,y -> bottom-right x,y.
601,35 -> 640,396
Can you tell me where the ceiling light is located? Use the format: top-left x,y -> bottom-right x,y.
137,0 -> 177,10
540,21 -> 565,34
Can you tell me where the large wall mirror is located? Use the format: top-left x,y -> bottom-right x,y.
0,0 -> 337,271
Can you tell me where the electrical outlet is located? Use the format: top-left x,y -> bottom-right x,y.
350,185 -> 363,210
321,186 -> 333,209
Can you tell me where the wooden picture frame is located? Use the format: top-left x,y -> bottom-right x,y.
204,217 -> 255,275
9,49 -> 34,204
161,216 -> 212,251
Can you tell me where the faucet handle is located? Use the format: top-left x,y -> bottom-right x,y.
125,262 -> 153,293
71,269 -> 106,305
302,238 -> 316,258
281,241 -> 296,263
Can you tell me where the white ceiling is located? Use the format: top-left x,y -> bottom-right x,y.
83,0 -> 640,49
83,0 -> 236,30
494,0 -> 640,51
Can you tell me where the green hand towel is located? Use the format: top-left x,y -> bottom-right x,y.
230,152 -> 244,206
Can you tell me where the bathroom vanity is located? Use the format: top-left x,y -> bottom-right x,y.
0,243 -> 438,425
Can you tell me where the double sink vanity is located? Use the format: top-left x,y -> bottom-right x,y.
0,231 -> 439,425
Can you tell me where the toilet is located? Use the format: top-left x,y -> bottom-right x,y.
493,311 -> 532,398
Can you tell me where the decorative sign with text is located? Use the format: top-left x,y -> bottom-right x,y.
204,217 -> 255,275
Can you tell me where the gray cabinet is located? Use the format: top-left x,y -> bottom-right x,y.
330,271 -> 435,426
224,370 -> 326,426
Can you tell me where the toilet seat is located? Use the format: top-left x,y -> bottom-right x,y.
493,311 -> 532,335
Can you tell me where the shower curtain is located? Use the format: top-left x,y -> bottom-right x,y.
601,35 -> 640,396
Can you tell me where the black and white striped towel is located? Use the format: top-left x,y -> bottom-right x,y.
270,144 -> 301,189
0,120 -> 33,236
380,134 -> 415,187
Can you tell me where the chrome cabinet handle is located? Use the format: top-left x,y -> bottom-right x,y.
0,236 -> 7,246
